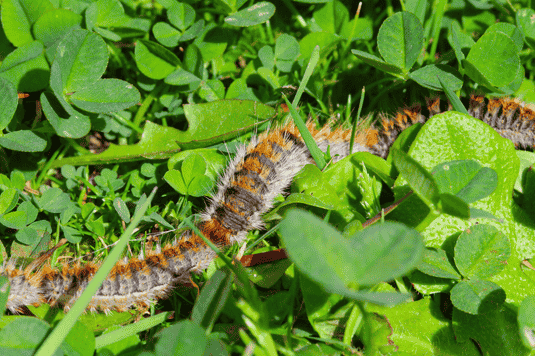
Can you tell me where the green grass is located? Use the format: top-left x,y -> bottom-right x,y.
0,0 -> 535,355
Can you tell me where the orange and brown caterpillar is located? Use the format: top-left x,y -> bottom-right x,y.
2,95 -> 534,314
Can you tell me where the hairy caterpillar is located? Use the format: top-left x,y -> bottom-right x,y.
2,95 -> 534,314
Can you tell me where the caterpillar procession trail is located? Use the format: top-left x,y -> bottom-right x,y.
2,95 -> 534,314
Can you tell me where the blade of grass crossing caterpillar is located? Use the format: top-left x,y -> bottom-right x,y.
35,187 -> 158,356
438,75 -> 468,115
94,311 -> 173,350
283,95 -> 326,169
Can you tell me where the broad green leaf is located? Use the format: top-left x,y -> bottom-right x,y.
38,188 -> 70,213
0,318 -> 54,354
496,63 -> 524,95
464,31 -> 520,89
0,41 -> 49,92
245,256 -> 292,288
0,77 -> 17,130
280,209 -> 422,290
52,29 -> 108,94
40,92 -> 91,138
215,0 -> 248,13
30,304 -> 138,333
258,45 -> 274,70
17,201 -> 37,224
358,311 -> 397,355
113,197 -> 130,223
180,18 -> 204,42
69,78 -> 141,113
432,160 -> 498,204
0,175 -> 11,190
469,208 -> 499,221
9,172 -> 24,190
224,2 -> 275,27
191,269 -> 232,330
1,0 -> 54,47
154,320 -> 207,356
408,64 -> 463,91
263,192 -> 335,222
454,306 -> 530,355
0,317 -> 94,355
392,148 -> 440,209
167,43 -> 203,91
182,153 -> 206,184
257,67 -> 279,89
164,169 -> 187,195
198,79 -> 225,101
454,224 -> 511,279
515,78 -> 535,103
451,280 -> 506,315
349,220 -> 424,285
0,130 -> 47,152
462,11 -> 496,34
279,208 -> 357,291
33,9 -> 83,48
275,34 -> 299,72
9,220 -> 51,260
194,23 -> 231,62
59,202 -> 78,224
86,217 -> 105,237
93,27 -> 121,41
516,8 -> 535,50
351,50 -> 404,78
340,17 -> 373,41
16,226 -> 39,245
405,0 -> 427,24
486,22 -> 524,52
312,0 -> 349,35
153,22 -> 181,48
177,99 -> 275,147
135,40 -> 180,79
290,165 -> 346,213
417,248 -> 461,280
448,22 -> 469,66
168,2 -> 195,31
168,148 -> 226,182
165,67 -> 201,87
67,219 -> 89,241
52,100 -> 274,167
439,193 -> 470,219
377,11 -> 423,72
0,210 -> 27,229
85,0 -> 128,28
112,18 -> 151,37
94,169 -> 124,191
0,188 -> 18,215
187,175 -> 212,197
299,272 -> 353,339
226,78 -> 258,100
367,296 -> 480,356
518,295 -> 535,349
300,32 -> 340,62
